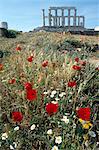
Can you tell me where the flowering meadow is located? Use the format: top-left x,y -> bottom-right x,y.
0,32 -> 99,150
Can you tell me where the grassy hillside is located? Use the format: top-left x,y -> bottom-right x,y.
0,32 -> 99,150
0,32 -> 98,51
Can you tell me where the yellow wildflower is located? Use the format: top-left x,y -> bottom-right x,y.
79,118 -> 92,129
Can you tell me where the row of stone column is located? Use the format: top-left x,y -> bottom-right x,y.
44,16 -> 84,27
42,8 -> 85,27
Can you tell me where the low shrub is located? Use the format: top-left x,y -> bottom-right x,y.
7,30 -> 21,38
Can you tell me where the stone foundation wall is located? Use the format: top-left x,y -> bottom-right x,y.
33,26 -> 85,32
41,26 -> 85,32
33,26 -> 99,35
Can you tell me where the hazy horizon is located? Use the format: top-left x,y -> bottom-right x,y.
0,0 -> 99,31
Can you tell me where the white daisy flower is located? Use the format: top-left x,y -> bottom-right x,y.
55,136 -> 62,144
73,115 -> 76,118
10,145 -> 14,150
50,94 -> 54,98
10,142 -> 17,150
61,92 -> 66,96
43,91 -> 49,95
13,142 -> 17,148
30,124 -> 36,130
47,129 -> 53,135
61,116 -> 69,124
51,90 -> 57,95
1,132 -> 8,140
65,113 -> 70,116
88,131 -> 96,137
73,123 -> 76,129
55,97 -> 60,101
96,142 -> 99,145
69,99 -> 72,102
52,101 -> 58,104
52,145 -> 59,150
59,94 -> 63,98
59,94 -> 63,97
14,126 -> 19,131
59,92 -> 65,98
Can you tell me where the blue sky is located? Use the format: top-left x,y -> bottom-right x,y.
0,0 -> 99,31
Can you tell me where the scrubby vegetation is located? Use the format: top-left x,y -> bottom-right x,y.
0,32 -> 99,150
7,30 -> 21,38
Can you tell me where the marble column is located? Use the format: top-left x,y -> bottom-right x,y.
57,17 -> 59,26
53,17 -> 56,26
62,9 -> 65,26
78,16 -> 80,26
73,9 -> 77,26
58,17 -> 60,26
68,9 -> 70,26
49,9 -> 51,27
82,16 -> 85,27
42,9 -> 45,26
55,9 -> 58,26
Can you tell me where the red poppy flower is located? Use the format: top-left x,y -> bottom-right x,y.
46,103 -> 58,116
16,45 -> 22,51
75,57 -> 79,62
12,111 -> 23,122
72,65 -> 81,71
68,81 -> 77,87
42,60 -> 48,67
95,67 -> 99,71
0,64 -> 3,71
76,107 -> 91,121
26,89 -> 37,101
8,79 -> 16,84
24,82 -> 32,90
27,56 -> 33,62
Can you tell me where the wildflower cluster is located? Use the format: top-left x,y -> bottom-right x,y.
0,38 -> 98,150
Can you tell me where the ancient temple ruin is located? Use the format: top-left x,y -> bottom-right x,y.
42,6 -> 85,31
